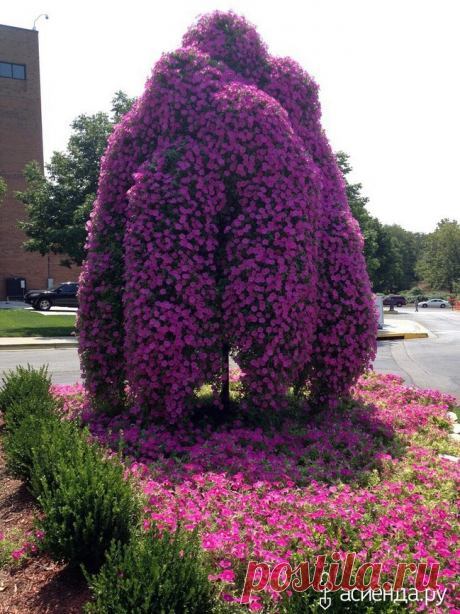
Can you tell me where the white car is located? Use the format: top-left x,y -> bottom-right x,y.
419,298 -> 449,308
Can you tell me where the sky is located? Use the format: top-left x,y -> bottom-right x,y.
2,0 -> 459,234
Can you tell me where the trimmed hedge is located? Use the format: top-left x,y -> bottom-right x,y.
32,420 -> 140,572
0,364 -> 54,431
1,365 -> 140,574
1,365 -> 56,483
84,525 -> 214,614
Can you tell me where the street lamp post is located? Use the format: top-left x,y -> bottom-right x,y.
32,14 -> 49,30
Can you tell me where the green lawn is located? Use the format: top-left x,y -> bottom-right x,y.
0,310 -> 76,337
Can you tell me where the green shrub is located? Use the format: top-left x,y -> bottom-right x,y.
1,364 -> 57,483
0,364 -> 53,431
29,414 -> 82,501
4,411 -> 59,483
84,525 -> 214,614
32,420 -> 140,573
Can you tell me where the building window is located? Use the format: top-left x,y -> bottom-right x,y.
0,61 -> 26,80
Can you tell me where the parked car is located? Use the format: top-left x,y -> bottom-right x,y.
419,298 -> 449,309
383,295 -> 406,307
24,282 -> 79,311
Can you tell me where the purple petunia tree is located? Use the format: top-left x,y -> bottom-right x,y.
77,11 -> 377,422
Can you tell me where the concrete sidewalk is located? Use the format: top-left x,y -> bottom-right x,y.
0,336 -> 78,350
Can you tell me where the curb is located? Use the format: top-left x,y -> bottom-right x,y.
0,338 -> 78,350
377,331 -> 429,341
2,325 -> 431,348
377,319 -> 430,341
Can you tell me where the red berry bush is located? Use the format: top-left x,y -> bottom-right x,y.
77,11 -> 377,421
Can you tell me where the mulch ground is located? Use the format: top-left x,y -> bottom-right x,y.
0,419 -> 91,614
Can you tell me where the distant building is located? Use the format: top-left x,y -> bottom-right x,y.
0,23 -> 79,301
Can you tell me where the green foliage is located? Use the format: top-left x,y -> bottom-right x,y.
111,89 -> 137,124
449,404 -> 460,422
5,411 -> 58,483
15,92 -> 136,267
416,218 -> 460,292
1,364 -> 59,486
1,364 -> 139,575
0,364 -> 53,428
336,152 -> 380,283
363,221 -> 401,293
336,153 -> 425,294
0,175 -> 6,203
84,525 -> 214,614
32,420 -> 140,572
28,415 -> 79,500
380,224 -> 424,292
0,527 -> 31,570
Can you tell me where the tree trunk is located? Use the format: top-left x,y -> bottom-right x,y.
220,342 -> 230,412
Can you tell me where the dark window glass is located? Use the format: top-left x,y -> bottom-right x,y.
12,64 -> 25,79
0,62 -> 26,80
0,62 -> 12,78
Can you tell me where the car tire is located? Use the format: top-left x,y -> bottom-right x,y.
422,304 -> 428,308
396,302 -> 403,307
440,304 -> 446,308
37,298 -> 52,311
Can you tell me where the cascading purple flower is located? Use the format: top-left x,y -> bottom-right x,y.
77,10 -> 377,421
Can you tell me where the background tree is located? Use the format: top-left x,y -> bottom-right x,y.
15,92 -> 135,267
336,152 -> 380,283
336,152 -> 400,292
416,219 -> 460,292
78,11 -> 377,421
383,224 -> 423,290
337,152 -> 425,293
367,221 -> 403,293
0,176 -> 6,203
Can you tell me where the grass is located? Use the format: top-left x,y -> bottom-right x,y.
0,526 -> 31,569
0,310 -> 76,337
450,404 -> 460,421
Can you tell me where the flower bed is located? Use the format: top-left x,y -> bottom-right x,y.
52,373 -> 460,612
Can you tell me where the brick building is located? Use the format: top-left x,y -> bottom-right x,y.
0,24 -> 79,301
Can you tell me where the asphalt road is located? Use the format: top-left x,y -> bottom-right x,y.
1,307 -> 459,403
374,307 -> 460,402
0,348 -> 81,385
